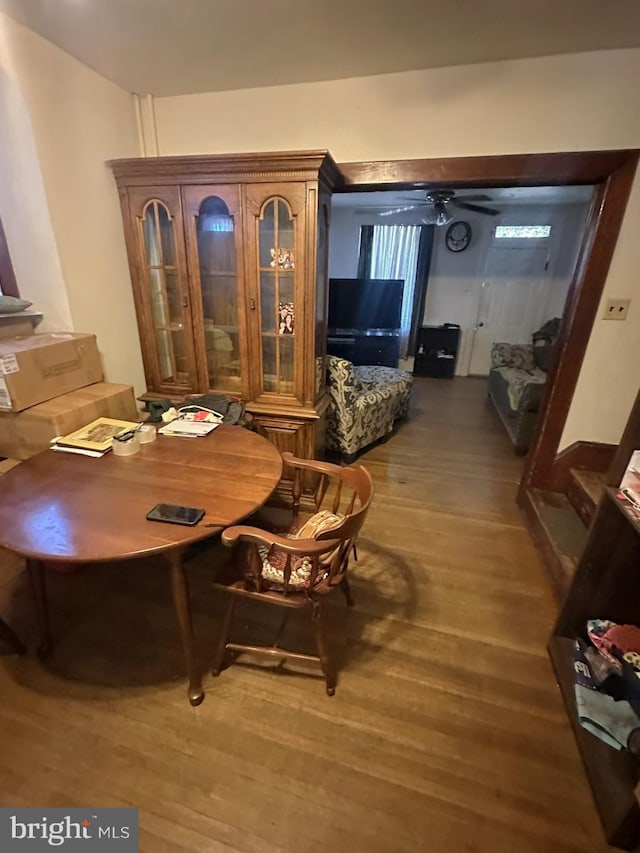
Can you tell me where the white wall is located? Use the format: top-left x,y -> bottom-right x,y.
0,13 -> 144,393
426,202 -> 589,374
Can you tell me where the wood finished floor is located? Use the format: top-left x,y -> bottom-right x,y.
0,377 -> 608,852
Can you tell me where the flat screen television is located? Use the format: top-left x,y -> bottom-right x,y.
328,278 -> 404,332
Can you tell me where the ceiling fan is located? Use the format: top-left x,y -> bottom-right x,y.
364,190 -> 501,226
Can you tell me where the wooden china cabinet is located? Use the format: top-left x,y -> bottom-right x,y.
109,151 -> 341,466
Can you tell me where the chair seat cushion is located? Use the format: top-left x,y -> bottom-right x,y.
295,509 -> 342,539
259,510 -> 342,590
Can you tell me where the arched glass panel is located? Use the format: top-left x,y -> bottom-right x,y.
258,198 -> 295,395
195,196 -> 240,391
140,200 -> 188,385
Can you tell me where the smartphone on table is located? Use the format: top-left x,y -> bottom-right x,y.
146,503 -> 205,526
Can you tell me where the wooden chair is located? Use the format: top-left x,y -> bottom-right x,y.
212,452 -> 374,695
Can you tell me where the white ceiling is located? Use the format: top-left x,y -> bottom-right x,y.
2,0 -> 640,96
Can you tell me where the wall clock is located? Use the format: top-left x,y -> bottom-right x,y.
445,221 -> 472,252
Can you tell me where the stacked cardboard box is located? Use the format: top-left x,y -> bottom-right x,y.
0,332 -> 139,460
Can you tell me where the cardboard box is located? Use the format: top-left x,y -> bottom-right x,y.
0,382 -> 139,460
0,332 -> 103,412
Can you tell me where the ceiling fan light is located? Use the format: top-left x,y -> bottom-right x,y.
435,203 -> 453,227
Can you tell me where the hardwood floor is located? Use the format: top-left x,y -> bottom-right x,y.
0,377 -> 609,852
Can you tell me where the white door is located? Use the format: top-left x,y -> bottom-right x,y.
468,244 -> 549,375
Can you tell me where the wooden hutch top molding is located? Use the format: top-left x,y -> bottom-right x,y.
109,149 -> 343,190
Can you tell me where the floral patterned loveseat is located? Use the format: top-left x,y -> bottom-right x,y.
487,342 -> 548,455
326,355 -> 412,463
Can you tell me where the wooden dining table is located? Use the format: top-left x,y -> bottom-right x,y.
0,424 -> 283,705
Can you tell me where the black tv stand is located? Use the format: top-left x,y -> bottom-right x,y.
327,329 -> 400,368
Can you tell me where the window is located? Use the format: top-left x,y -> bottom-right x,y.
366,224 -> 421,359
494,225 -> 552,239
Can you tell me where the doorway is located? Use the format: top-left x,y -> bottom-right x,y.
468,242 -> 550,375
335,150 -> 639,495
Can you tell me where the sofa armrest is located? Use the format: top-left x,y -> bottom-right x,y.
520,381 -> 545,413
326,354 -> 357,411
490,342 -> 536,371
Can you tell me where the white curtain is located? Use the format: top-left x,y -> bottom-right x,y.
370,225 -> 420,358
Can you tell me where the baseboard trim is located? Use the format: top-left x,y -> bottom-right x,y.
548,440 -> 616,492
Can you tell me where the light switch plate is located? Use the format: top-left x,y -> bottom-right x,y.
603,298 -> 630,320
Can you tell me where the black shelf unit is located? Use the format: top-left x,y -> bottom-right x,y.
413,325 -> 460,378
327,330 -> 400,368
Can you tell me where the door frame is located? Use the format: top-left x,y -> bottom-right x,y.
336,150 -> 639,496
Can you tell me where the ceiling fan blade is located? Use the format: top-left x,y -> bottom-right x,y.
353,205 -> 419,214
378,205 -> 421,216
454,201 -> 500,216
456,193 -> 492,202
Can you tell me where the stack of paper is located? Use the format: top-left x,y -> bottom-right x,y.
50,416 -> 141,457
158,421 -> 219,438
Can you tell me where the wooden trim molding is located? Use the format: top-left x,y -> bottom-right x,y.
521,153 -> 639,492
0,216 -> 19,297
337,149 -> 640,499
338,150 -> 637,190
109,150 -> 342,189
548,441 -> 617,493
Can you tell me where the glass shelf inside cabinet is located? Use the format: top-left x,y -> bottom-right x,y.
141,199 -> 188,386
258,198 -> 296,396
196,196 -> 241,392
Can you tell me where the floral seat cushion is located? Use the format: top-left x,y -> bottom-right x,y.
490,342 -> 536,372
258,509 -> 343,590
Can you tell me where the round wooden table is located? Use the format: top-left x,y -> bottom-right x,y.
0,425 -> 283,705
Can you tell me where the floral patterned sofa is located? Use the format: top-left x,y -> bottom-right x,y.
487,342 -> 548,455
326,355 -> 412,462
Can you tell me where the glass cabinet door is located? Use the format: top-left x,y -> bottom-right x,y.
259,198 -> 295,396
183,186 -> 244,395
130,186 -> 197,393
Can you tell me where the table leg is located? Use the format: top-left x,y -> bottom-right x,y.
0,616 -> 26,654
26,558 -> 52,658
168,549 -> 204,706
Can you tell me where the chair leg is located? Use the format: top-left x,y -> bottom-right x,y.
312,600 -> 336,696
339,576 -> 354,607
212,594 -> 236,676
